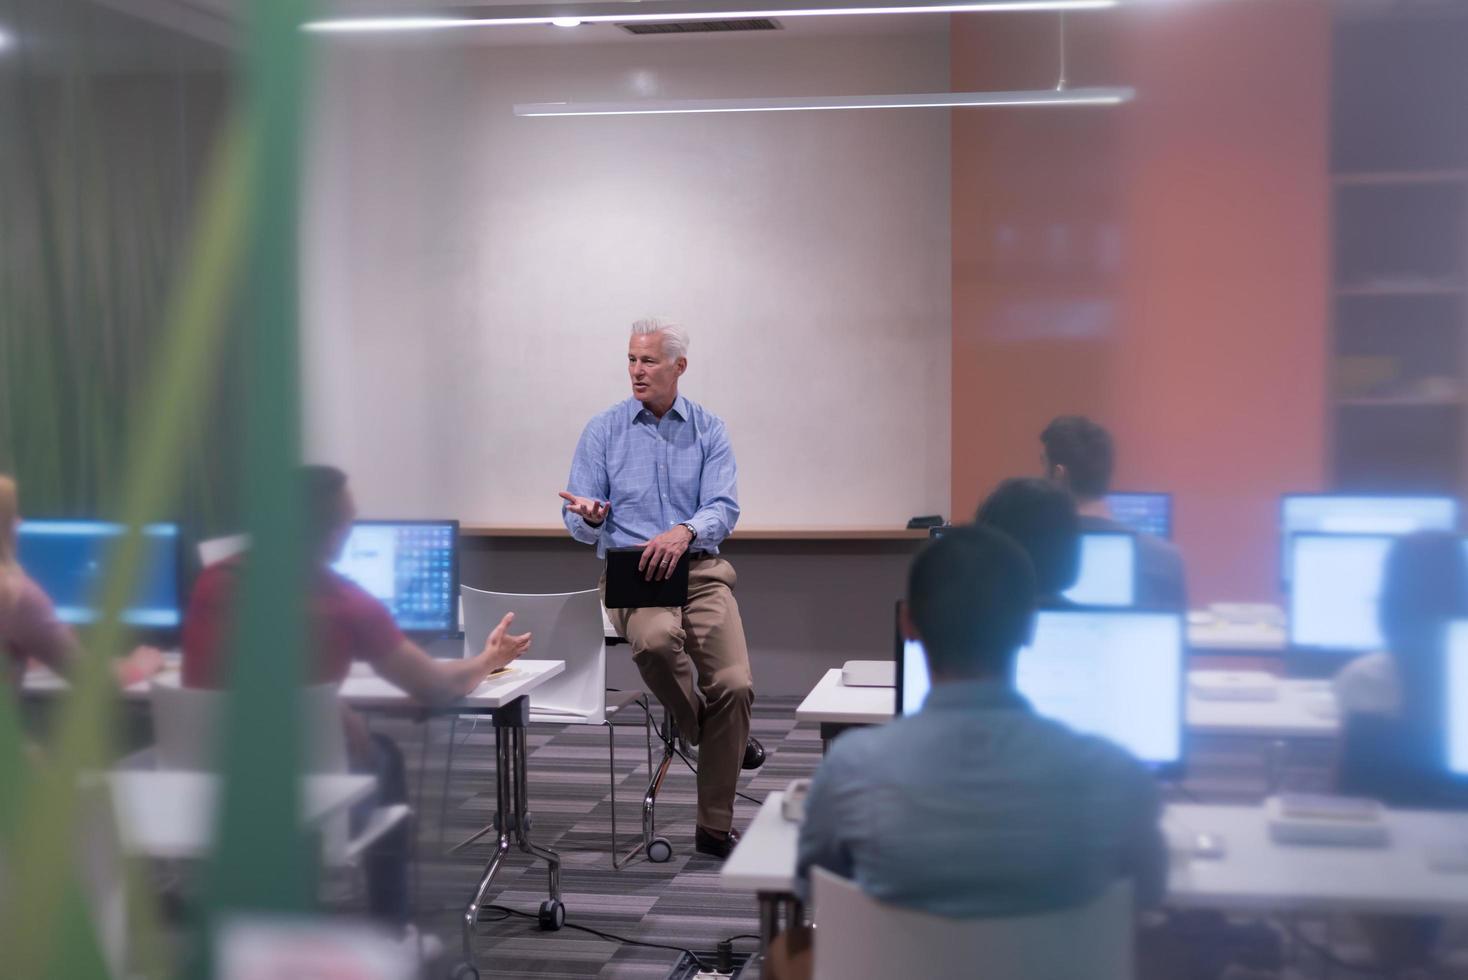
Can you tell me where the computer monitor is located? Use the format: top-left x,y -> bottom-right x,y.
1287,532 -> 1394,653
1105,492 -> 1173,539
1449,621 -> 1468,779
331,520 -> 459,634
1061,531 -> 1137,608
1280,494 -> 1458,585
16,520 -> 182,628
896,609 -> 1185,772
1444,624 -> 1468,774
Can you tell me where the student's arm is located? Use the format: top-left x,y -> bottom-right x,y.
687,416 -> 739,548
371,612 -> 531,707
13,582 -> 162,687
1122,764 -> 1169,908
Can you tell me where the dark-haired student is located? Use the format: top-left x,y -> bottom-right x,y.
975,477 -> 1081,607
181,465 -> 531,937
768,526 -> 1166,980
1041,416 -> 1187,610
1333,531 -> 1468,974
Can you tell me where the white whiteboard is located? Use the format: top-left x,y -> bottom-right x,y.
302,33 -> 952,527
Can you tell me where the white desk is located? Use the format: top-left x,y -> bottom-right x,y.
1166,803 -> 1468,917
721,794 -> 1468,921
720,790 -> 802,960
338,659 -> 565,712
795,668 -> 1341,750
1187,620 -> 1288,654
1186,672 -> 1339,739
107,770 -> 375,860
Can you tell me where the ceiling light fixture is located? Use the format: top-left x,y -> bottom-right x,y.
514,86 -> 1133,116
304,0 -> 1116,33
551,17 -> 584,26
0,27 -> 13,51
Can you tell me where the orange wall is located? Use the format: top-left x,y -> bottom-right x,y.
951,0 -> 1330,603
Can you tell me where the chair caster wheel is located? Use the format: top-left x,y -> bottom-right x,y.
450,963 -> 479,980
538,899 -> 565,931
648,837 -> 673,863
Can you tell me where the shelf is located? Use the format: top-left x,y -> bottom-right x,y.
1336,396 -> 1465,408
1333,169 -> 1468,186
1337,284 -> 1466,297
460,525 -> 932,541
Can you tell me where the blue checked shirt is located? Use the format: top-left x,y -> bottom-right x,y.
796,679 -> 1167,918
563,395 -> 740,559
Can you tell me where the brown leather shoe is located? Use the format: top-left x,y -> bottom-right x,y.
694,825 -> 741,860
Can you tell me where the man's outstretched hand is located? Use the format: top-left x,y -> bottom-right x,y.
559,491 -> 610,527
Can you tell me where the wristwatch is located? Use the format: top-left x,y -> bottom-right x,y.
681,522 -> 698,541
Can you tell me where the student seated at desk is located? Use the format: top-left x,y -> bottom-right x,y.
974,477 -> 1081,608
1332,531 -> 1467,975
1334,530 -> 1466,806
1041,416 -> 1187,611
0,474 -> 164,695
770,526 -> 1166,980
180,465 -> 531,933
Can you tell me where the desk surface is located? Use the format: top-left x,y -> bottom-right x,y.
722,790 -> 800,894
795,668 -> 1341,739
1186,672 -> 1339,738
1165,803 -> 1468,916
26,658 -> 566,713
107,770 -> 375,860
721,795 -> 1468,918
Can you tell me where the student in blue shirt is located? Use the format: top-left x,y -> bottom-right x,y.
773,526 -> 1166,979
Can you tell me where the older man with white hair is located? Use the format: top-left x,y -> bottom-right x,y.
559,316 -> 762,859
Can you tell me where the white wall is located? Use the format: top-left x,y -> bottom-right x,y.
302,30 -> 951,527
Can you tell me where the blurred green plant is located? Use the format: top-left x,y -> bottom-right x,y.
0,0 -> 318,975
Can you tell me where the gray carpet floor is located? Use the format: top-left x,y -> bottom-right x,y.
366,694 -> 1379,980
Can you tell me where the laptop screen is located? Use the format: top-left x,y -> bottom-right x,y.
1062,532 -> 1137,608
332,521 -> 459,633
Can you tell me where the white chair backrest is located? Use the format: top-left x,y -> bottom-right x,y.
149,676 -> 348,774
461,586 -> 606,723
810,869 -> 1134,980
197,533 -> 249,567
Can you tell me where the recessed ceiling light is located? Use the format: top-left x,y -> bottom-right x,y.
304,0 -> 1117,33
515,87 -> 1134,116
0,27 -> 14,52
551,17 -> 585,26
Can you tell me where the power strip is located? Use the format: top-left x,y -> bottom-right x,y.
667,950 -> 753,979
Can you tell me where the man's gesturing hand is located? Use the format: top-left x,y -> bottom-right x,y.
639,524 -> 694,582
559,491 -> 610,527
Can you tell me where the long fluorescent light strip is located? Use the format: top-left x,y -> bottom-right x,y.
515,87 -> 1133,116
306,0 -> 1115,32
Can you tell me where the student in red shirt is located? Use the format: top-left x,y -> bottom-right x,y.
181,465 -> 531,931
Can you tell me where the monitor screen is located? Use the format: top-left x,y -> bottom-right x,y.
1280,495 -> 1458,583
1105,493 -> 1172,539
332,521 -> 459,633
898,610 -> 1184,768
1449,621 -> 1468,778
1062,532 -> 1137,608
16,521 -> 181,628
1287,532 -> 1394,652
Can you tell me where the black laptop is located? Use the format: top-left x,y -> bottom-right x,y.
604,547 -> 691,608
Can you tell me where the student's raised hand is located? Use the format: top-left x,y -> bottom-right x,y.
559,491 -> 610,527
482,612 -> 532,671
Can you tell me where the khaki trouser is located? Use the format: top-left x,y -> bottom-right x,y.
604,556 -> 754,833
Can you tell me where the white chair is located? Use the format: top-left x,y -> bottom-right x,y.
148,676 -> 408,867
809,870 -> 1135,980
455,586 -> 656,867
196,533 -> 249,567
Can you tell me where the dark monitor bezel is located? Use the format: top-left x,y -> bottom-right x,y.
338,519 -> 461,637
1104,491 -> 1174,540
894,605 -> 1186,780
14,518 -> 184,637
